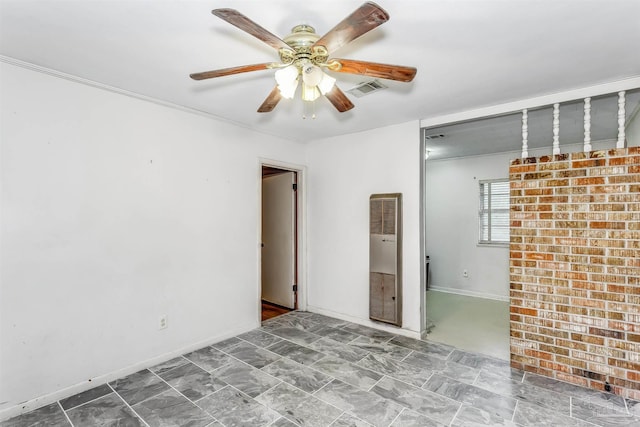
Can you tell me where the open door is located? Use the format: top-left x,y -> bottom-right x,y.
261,170 -> 296,309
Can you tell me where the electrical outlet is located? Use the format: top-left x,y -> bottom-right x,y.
158,315 -> 168,330
463,269 -> 469,278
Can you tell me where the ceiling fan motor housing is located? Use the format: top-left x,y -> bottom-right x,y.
279,25 -> 328,67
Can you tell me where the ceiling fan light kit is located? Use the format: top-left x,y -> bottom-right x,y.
189,2 -> 417,116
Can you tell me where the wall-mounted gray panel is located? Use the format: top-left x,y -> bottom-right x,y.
369,193 -> 402,327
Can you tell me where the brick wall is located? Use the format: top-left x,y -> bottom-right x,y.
509,147 -> 640,400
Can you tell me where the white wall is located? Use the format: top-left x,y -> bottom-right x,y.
425,152 -> 512,300
424,139 -> 619,301
0,62 -> 306,414
306,121 -> 422,335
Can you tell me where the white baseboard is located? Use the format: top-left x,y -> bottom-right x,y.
428,286 -> 509,302
0,321 -> 258,422
306,305 -> 421,340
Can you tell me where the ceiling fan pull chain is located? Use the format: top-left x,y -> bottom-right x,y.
302,99 -> 317,120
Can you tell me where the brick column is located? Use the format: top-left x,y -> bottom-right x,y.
509,147 -> 640,399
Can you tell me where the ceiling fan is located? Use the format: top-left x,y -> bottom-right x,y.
190,2 -> 417,114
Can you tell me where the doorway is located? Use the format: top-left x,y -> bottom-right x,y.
261,165 -> 299,321
420,123 -> 513,360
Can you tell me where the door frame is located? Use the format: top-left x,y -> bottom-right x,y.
419,130 -> 428,338
258,158 -> 307,321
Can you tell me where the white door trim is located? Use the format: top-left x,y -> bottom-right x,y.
258,158 -> 308,321
262,171 -> 296,308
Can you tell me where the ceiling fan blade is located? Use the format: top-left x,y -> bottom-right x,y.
313,2 -> 389,54
190,63 -> 273,80
330,59 -> 416,82
257,86 -> 283,113
324,86 -> 355,112
212,8 -> 292,52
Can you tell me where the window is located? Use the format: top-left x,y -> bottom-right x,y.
479,179 -> 510,245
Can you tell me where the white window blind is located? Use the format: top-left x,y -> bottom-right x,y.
479,179 -> 510,245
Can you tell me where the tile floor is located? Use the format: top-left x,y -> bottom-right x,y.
2,311 -> 640,427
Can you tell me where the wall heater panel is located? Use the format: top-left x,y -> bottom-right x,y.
369,193 -> 402,326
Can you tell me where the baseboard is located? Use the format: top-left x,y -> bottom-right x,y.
428,286 -> 509,302
306,305 -> 421,340
0,321 -> 258,422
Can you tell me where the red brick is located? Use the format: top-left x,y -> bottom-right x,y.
509,148 -> 640,400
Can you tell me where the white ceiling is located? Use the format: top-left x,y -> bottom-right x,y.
425,90 -> 640,160
1,0 -> 640,143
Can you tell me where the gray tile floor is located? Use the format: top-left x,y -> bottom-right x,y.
3,311 -> 640,427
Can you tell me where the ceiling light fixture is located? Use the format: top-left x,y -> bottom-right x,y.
189,3 -> 417,115
274,65 -> 299,99
274,59 -> 337,114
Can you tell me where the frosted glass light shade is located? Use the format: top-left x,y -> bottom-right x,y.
302,63 -> 323,87
275,65 -> 299,99
275,65 -> 299,85
317,72 -> 336,95
278,81 -> 298,99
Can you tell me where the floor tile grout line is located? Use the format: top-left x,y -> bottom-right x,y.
260,353 -> 341,388
623,395 -> 630,415
147,367 -> 201,407
364,363 -> 419,391
224,338 -> 285,362
254,379 -> 287,400
196,384 -> 262,425
366,374 -> 387,393
150,355 -> 191,377
262,317 -> 420,366
326,410 -> 347,427
419,371 -> 434,389
385,406 -> 406,427
521,371 -> 632,414
183,354 -> 234,377
511,399 -> 519,423
447,402 -> 465,427
206,352 -> 286,394
145,361 -> 231,427
57,385 -> 113,412
106,383 -> 153,427
569,396 -> 573,419
308,379 -> 370,419
357,350 -> 441,387
254,379 -> 345,426
269,319 -> 483,403
348,413 -> 375,427
309,377 -> 335,397
57,401 -> 76,427
375,371 -> 460,408
17,310 -> 639,426
470,368 -> 482,386
399,348 -> 413,363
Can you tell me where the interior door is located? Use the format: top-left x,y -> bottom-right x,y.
262,171 -> 295,308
